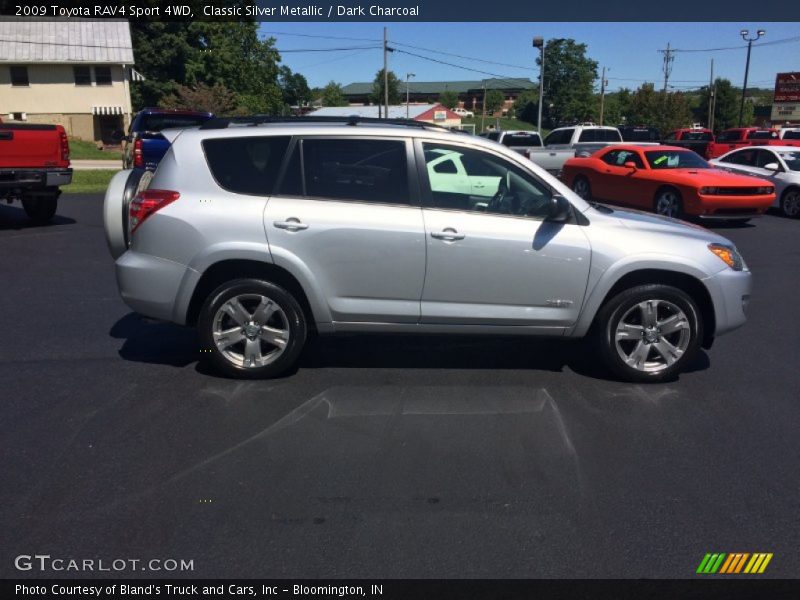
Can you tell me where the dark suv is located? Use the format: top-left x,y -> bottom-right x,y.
120,108 -> 214,170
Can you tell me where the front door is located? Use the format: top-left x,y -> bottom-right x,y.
417,141 -> 592,327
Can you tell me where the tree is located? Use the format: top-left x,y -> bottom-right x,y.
160,82 -> 240,114
626,83 -> 693,133
279,66 -> 311,107
438,90 -> 460,110
539,39 -> 598,127
512,90 -> 539,125
369,69 -> 402,106
697,78 -> 753,132
320,81 -> 347,107
484,89 -> 505,115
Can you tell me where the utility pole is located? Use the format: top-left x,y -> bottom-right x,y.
405,73 -> 415,119
480,80 -> 487,132
659,42 -> 674,93
599,66 -> 609,126
383,27 -> 389,119
738,29 -> 765,127
533,37 -> 544,133
707,59 -> 714,128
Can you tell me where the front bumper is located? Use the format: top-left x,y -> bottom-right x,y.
690,192 -> 774,219
116,251 -> 194,322
704,267 -> 752,337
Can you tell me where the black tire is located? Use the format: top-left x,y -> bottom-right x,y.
653,187 -> 683,219
594,284 -> 702,383
572,175 -> 592,200
198,279 -> 307,379
22,191 -> 59,222
780,187 -> 800,218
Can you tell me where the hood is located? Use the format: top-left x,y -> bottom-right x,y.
590,205 -> 731,245
670,167 -> 769,186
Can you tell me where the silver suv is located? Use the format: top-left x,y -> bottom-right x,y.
104,117 -> 751,382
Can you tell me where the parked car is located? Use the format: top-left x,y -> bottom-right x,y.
618,126 -> 661,143
452,107 -> 474,118
710,146 -> 800,217
662,128 -> 715,157
544,124 -> 625,155
562,144 -> 775,221
778,128 -> 800,140
104,117 -> 753,383
479,130 -> 571,175
119,108 -> 214,170
0,123 -> 72,222
704,127 -> 799,159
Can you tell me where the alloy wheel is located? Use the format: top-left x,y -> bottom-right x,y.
655,191 -> 680,218
212,294 -> 290,368
614,299 -> 692,373
782,190 -> 800,218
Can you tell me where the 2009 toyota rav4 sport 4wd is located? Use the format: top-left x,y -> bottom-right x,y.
104,116 -> 752,383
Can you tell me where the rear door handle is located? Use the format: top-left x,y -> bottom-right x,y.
431,228 -> 465,241
273,218 -> 308,231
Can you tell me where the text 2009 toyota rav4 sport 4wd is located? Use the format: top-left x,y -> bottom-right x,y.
104,117 -> 752,383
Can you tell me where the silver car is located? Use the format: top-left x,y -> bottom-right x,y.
104,117 -> 752,383
710,145 -> 800,218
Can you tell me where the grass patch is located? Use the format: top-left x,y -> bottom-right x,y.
462,116 -> 542,134
69,138 -> 122,160
63,169 -> 117,194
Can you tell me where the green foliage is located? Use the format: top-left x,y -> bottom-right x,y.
484,89 -> 505,114
697,78 -> 753,132
370,69 -> 402,105
624,83 -> 692,133
320,81 -> 347,107
160,82 -> 240,114
438,90 -> 460,110
279,66 -> 312,107
539,39 -> 598,126
512,90 -> 539,125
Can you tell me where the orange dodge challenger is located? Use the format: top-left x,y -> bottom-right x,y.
561,145 -> 775,221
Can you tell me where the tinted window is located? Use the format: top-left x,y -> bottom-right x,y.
620,128 -> 659,142
601,149 -> 644,168
747,130 -> 778,140
683,131 -> 713,141
663,131 -> 677,141
782,130 -> 800,140
544,128 -> 573,145
720,149 -> 756,166
422,143 -> 553,218
578,129 -> 597,142
486,132 -> 500,141
139,114 -> 212,131
74,66 -> 91,86
645,150 -> 709,169
10,66 -> 28,86
778,151 -> 800,171
204,136 -> 291,195
716,131 -> 740,142
301,138 -> 409,204
94,66 -> 112,86
600,128 -> 623,142
755,149 -> 778,168
503,133 -> 541,147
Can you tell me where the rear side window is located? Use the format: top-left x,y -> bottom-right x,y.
279,138 -> 409,205
203,136 -> 291,195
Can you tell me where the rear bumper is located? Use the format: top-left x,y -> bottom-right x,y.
704,267 -> 752,337
116,251 -> 194,322
0,167 -> 72,189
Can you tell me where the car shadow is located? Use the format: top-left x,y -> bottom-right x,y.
703,219 -> 756,230
0,203 -> 76,230
111,313 -> 711,382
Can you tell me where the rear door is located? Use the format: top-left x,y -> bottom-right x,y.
264,136 -> 426,324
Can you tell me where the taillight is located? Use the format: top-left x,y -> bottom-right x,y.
129,190 -> 180,234
60,129 -> 69,162
133,137 -> 143,168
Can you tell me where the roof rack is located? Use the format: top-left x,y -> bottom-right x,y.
198,115 -> 459,132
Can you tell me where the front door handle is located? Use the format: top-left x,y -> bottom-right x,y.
431,228 -> 465,241
273,218 -> 308,231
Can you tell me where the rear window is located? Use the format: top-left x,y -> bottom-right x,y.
682,131 -> 713,141
747,130 -> 778,140
140,114 -> 212,132
578,128 -> 622,143
203,136 -> 291,195
782,130 -> 800,140
620,128 -> 659,142
502,133 -> 542,147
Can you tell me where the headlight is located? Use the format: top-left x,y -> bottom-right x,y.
699,186 -> 718,195
708,243 -> 744,271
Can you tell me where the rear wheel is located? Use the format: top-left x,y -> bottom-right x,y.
572,176 -> 592,200
780,187 -> 800,218
654,187 -> 683,219
595,284 -> 702,383
198,279 -> 307,379
22,190 -> 59,222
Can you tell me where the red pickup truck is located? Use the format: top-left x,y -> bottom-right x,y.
0,123 -> 72,222
662,128 -> 715,157
705,127 -> 799,159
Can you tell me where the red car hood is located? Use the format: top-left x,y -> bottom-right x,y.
668,168 -> 769,187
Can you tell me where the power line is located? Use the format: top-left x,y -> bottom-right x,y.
671,35 -> 800,53
295,47 -> 377,70
392,48 -> 531,89
389,40 -> 531,71
276,46 -> 381,53
261,30 -> 381,43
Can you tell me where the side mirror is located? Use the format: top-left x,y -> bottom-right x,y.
623,161 -> 638,170
763,162 -> 781,172
546,194 -> 571,223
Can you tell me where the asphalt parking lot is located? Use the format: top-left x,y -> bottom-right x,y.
1,194 -> 798,579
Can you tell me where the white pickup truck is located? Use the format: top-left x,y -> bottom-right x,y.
480,129 -> 573,175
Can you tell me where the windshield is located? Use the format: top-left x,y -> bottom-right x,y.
645,150 -> 710,169
140,114 -> 212,132
778,152 -> 800,171
503,133 -> 541,147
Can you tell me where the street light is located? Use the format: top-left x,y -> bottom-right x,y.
738,29 -> 765,127
406,73 -> 415,119
533,37 -> 544,133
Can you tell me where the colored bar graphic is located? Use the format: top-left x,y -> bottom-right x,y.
697,554 -> 713,574
699,552 -> 772,574
734,553 -> 750,573
718,554 -> 736,573
758,553 -> 773,573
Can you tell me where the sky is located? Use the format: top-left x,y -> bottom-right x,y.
259,22 -> 800,92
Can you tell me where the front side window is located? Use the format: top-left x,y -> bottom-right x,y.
544,128 -> 573,146
74,66 -> 91,86
94,66 -> 112,86
278,138 -> 409,205
720,149 -> 756,166
203,136 -> 291,196
755,150 -> 779,169
10,66 -> 28,86
601,149 -> 644,168
645,150 -> 709,169
422,142 -> 553,218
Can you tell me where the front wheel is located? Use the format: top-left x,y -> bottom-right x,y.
654,188 -> 683,219
595,284 -> 702,383
22,192 -> 59,222
572,176 -> 592,200
780,187 -> 800,218
198,279 -> 308,379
